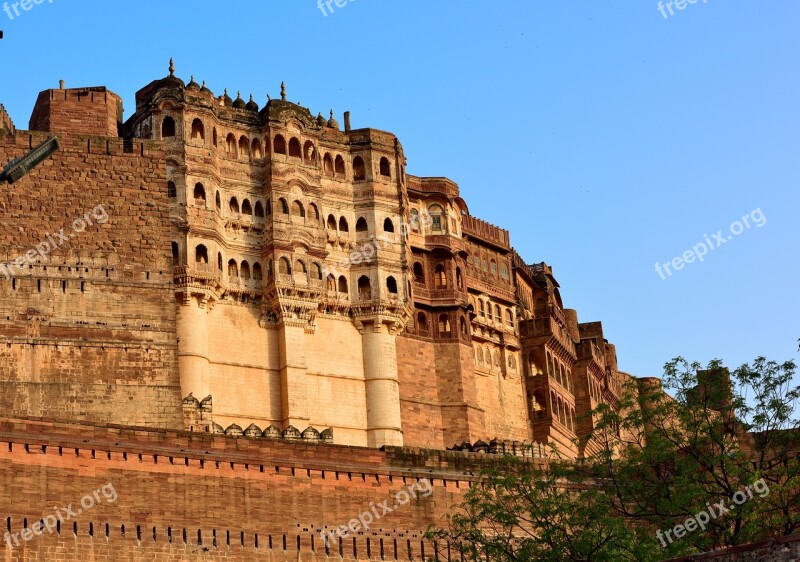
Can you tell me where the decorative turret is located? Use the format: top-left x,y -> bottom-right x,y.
233,91 -> 246,109
245,94 -> 259,112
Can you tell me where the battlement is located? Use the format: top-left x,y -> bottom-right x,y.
0,104 -> 14,135
29,86 -> 123,137
462,214 -> 511,248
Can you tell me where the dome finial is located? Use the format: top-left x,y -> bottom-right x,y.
169,58 -> 175,77
280,81 -> 286,101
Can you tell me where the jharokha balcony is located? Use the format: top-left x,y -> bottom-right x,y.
520,305 -> 576,355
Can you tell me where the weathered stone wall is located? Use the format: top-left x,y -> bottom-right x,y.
0,132 -> 182,429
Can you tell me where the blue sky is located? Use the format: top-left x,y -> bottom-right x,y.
1,1 -> 798,380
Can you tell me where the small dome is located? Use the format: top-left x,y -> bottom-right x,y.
327,109 -> 339,130
316,113 -> 326,126
186,75 -> 200,91
233,91 -> 246,109
245,94 -> 259,112
221,89 -> 233,107
200,80 -> 213,95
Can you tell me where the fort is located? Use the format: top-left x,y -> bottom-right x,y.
1,62 -> 777,560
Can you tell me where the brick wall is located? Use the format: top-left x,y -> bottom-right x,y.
0,132 -> 182,429
29,87 -> 122,137
0,418 -> 490,561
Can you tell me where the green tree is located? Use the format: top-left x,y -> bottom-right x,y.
427,354 -> 799,561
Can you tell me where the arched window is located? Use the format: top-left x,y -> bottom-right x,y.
291,200 -> 305,218
339,217 -> 349,232
279,198 -> 289,214
161,116 -> 175,138
356,217 -> 368,233
495,304 -> 502,322
490,260 -> 498,277
229,197 -> 239,214
327,214 -> 337,230
212,127 -> 218,146
460,317 -> 468,336
265,200 -> 272,215
308,203 -> 320,221
428,205 -> 444,232
215,191 -> 221,210
334,155 -> 345,175
311,263 -> 322,280
226,134 -> 237,156
417,312 -> 428,333
240,261 -> 251,280
410,209 -> 420,232
195,244 -> 208,264
413,262 -> 424,283
295,260 -> 307,275
435,264 -> 447,288
254,201 -> 264,218
438,314 -> 451,334
494,351 -> 500,367
386,276 -> 398,294
227,259 -> 238,278
323,154 -> 334,176
383,218 -> 394,233
191,119 -> 204,141
251,139 -> 263,160
278,257 -> 291,275
379,157 -> 391,177
238,136 -> 250,160
288,137 -> 302,158
478,300 -> 485,318
456,267 -> 463,289
303,141 -> 317,164
167,181 -> 176,198
193,183 -> 206,205
253,262 -> 263,280
357,275 -> 371,300
217,252 -> 222,271
500,264 -> 510,280
353,156 -> 366,181
274,134 -> 286,155
337,275 -> 348,294
241,199 -> 252,215
171,242 -> 180,266
506,309 -> 514,326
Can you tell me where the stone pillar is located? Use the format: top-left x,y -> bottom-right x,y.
278,319 -> 310,429
176,297 -> 210,401
361,321 -> 403,447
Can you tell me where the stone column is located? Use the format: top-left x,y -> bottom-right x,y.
361,320 -> 403,447
278,318 -> 310,429
176,297 -> 210,401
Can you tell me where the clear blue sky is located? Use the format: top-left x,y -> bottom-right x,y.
1,1 -> 798,381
